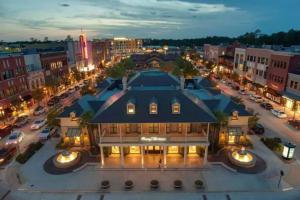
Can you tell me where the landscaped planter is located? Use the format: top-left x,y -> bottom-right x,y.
101,180 -> 110,189
124,180 -> 134,190
150,180 -> 159,190
194,180 -> 204,189
174,180 -> 182,189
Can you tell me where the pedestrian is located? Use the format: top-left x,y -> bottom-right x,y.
158,158 -> 162,168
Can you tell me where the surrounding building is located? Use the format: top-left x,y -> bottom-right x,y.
284,69 -> 300,115
0,54 -> 30,117
233,48 -> 246,79
58,70 -> 250,168
266,52 -> 300,103
110,37 -> 142,58
131,52 -> 179,69
24,53 -> 45,91
40,51 -> 69,92
203,44 -> 226,64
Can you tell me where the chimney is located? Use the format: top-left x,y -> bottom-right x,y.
122,76 -> 127,91
180,76 -> 185,90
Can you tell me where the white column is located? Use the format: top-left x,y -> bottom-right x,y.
163,146 -> 167,168
120,146 -> 124,168
204,145 -> 208,165
100,145 -> 104,167
183,145 -> 187,167
207,123 -> 210,137
141,146 -> 144,168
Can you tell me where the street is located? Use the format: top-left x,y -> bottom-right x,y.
216,80 -> 300,159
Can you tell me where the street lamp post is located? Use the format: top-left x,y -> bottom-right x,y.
278,170 -> 284,189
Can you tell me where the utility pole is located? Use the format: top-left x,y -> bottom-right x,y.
278,170 -> 284,189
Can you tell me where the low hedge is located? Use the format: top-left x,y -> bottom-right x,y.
16,142 -> 44,164
261,137 -> 283,152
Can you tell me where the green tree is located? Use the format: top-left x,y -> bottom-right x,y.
47,108 -> 60,127
106,65 -> 126,79
78,111 -> 94,146
32,88 -> 44,105
211,111 -> 228,152
80,85 -> 96,96
248,113 -> 260,129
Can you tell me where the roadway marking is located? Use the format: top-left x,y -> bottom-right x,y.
282,187 -> 294,191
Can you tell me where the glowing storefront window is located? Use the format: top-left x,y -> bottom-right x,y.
130,146 -> 140,154
285,98 -> 294,109
228,135 -> 236,144
112,146 -> 120,154
168,146 -> 179,154
189,146 -> 197,154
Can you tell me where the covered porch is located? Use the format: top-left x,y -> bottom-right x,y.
99,144 -> 207,169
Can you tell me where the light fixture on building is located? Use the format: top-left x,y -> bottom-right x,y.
282,142 -> 296,160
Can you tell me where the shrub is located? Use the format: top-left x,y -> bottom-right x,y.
16,142 -> 44,164
261,137 -> 282,152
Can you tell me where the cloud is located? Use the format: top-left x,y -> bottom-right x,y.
60,3 -> 70,7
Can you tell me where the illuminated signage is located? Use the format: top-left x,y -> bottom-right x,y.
140,137 -> 166,142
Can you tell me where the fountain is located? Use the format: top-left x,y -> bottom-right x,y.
53,150 -> 81,168
228,147 -> 256,168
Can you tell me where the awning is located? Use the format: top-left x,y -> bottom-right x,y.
283,91 -> 300,101
266,88 -> 281,97
66,128 -> 81,137
228,127 -> 243,136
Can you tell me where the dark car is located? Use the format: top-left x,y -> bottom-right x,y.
47,97 -> 60,107
249,123 -> 265,135
59,93 -> 69,100
13,115 -> 29,128
0,125 -> 13,139
288,120 -> 300,130
0,147 -> 17,165
260,102 -> 273,110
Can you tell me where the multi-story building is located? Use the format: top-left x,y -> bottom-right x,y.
233,48 -> 246,78
24,53 -> 45,91
58,70 -> 250,168
245,48 -> 272,93
203,44 -> 226,64
0,54 -> 30,116
110,37 -> 142,58
283,69 -> 300,115
266,52 -> 300,103
40,51 -> 69,92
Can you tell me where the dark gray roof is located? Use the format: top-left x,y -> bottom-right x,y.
91,90 -> 216,123
129,71 -> 179,87
59,102 -> 84,118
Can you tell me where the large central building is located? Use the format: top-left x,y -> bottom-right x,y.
59,70 -> 250,168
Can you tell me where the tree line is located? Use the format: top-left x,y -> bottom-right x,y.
144,29 -> 300,47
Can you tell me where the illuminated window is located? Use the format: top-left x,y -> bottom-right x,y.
129,146 -> 140,154
149,103 -> 157,114
111,146 -> 120,154
148,123 -> 159,133
127,103 -> 135,114
168,146 -> 179,154
172,103 -> 180,114
188,146 -> 197,154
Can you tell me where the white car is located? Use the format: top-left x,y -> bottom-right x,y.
31,119 -> 47,130
271,109 -> 287,118
39,127 -> 57,140
249,94 -> 263,103
5,131 -> 24,145
33,106 -> 46,116
239,89 -> 247,95
68,87 -> 76,94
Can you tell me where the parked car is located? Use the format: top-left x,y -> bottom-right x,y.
78,83 -> 85,88
260,102 -> 273,110
68,87 -> 76,94
271,109 -> 287,119
288,120 -> 300,130
47,97 -> 60,107
30,119 -> 47,130
239,89 -> 247,95
0,125 -> 13,140
231,84 -> 240,90
39,127 -> 57,140
34,106 -> 46,116
249,94 -> 264,103
248,123 -> 265,135
59,93 -> 69,100
0,146 -> 17,165
5,131 -> 24,145
13,115 -> 29,128
75,86 -> 80,91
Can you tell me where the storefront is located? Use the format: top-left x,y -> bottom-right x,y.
265,88 -> 282,104
64,128 -> 90,146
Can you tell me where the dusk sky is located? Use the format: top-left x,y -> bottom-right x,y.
0,0 -> 300,41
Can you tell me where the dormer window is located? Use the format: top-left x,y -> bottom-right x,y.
127,99 -> 135,114
232,111 -> 239,120
172,98 -> 180,114
149,97 -> 158,114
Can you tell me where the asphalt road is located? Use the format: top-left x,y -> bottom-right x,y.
217,80 -> 300,160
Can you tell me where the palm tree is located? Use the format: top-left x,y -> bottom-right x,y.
32,88 -> 44,106
211,111 -> 228,152
78,111 -> 94,147
248,113 -> 260,129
